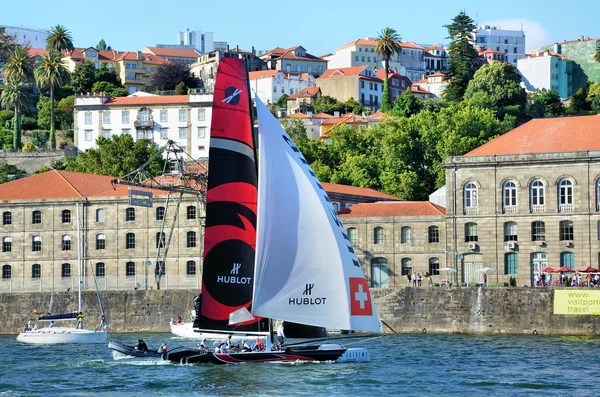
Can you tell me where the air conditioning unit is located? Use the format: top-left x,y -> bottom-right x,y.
468,242 -> 477,250
537,240 -> 545,246
507,241 -> 517,249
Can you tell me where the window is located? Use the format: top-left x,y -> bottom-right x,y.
96,208 -> 105,223
187,231 -> 197,248
558,179 -> 573,207
160,128 -> 168,139
532,221 -> 546,241
61,263 -> 71,278
140,110 -> 149,122
464,182 -> 478,209
126,261 -> 135,277
198,108 -> 205,121
197,127 -> 206,138
96,262 -> 105,278
32,264 -> 41,279
156,232 -> 165,248
61,209 -> 71,223
122,128 -> 131,135
504,222 -> 518,241
273,86 -> 277,93
2,264 -> 11,279
531,179 -> 545,208
102,112 -> 110,124
371,258 -> 389,288
126,232 -> 135,249
347,227 -> 358,245
186,260 -> 196,276
400,226 -> 411,244
32,210 -> 42,224
179,127 -> 187,139
61,235 -> 72,251
429,258 -> 440,275
2,236 -> 11,252
32,235 -> 42,252
187,206 -> 197,220
465,223 -> 478,242
102,129 -> 111,138
156,206 -> 165,221
560,252 -> 574,269
125,207 -> 135,221
84,112 -> 92,124
85,130 -> 94,141
428,226 -> 440,243
2,211 -> 11,225
96,233 -> 106,250
160,110 -> 168,122
559,220 -> 574,241
122,111 -> 129,123
374,227 -> 384,244
179,109 -> 187,122
136,129 -> 144,139
401,258 -> 412,276
505,253 -> 518,274
503,181 -> 517,209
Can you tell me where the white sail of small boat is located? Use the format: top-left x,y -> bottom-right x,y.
16,203 -> 109,344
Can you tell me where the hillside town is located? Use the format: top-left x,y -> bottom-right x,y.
1,11 -> 600,295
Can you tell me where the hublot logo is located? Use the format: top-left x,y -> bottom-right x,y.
289,283 -> 326,305
217,262 -> 251,284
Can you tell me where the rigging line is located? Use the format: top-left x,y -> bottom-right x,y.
381,320 -> 397,333
340,335 -> 386,347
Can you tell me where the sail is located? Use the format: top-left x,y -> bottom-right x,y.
252,97 -> 382,333
38,312 -> 78,322
193,57 -> 267,334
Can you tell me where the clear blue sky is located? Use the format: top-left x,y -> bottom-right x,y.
2,0 -> 597,55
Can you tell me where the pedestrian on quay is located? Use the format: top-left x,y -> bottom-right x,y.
406,273 -> 411,287
412,273 -> 417,287
483,273 -> 488,287
417,273 -> 422,287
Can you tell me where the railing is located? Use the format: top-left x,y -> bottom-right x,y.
464,207 -> 479,216
503,206 -> 518,214
531,205 -> 546,213
559,204 -> 575,212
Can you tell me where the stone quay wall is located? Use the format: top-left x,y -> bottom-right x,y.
1,287 -> 599,335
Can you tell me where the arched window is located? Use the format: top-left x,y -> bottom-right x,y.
187,206 -> 197,220
61,235 -> 72,251
347,228 -> 358,245
558,178 -> 573,209
559,220 -> 574,241
464,182 -> 478,209
186,260 -> 196,275
374,227 -> 384,244
187,231 -> 197,248
32,264 -> 41,279
465,223 -> 478,242
156,206 -> 165,220
505,252 -> 518,274
371,258 -> 389,288
156,232 -> 165,248
428,226 -> 439,243
560,252 -> 574,269
96,234 -> 106,250
531,221 -> 545,241
61,209 -> 71,223
126,232 -> 135,249
401,258 -> 412,276
3,211 -> 12,225
2,264 -> 11,279
125,207 -> 135,221
503,181 -> 517,209
96,208 -> 105,223
61,263 -> 71,278
32,210 -> 42,224
126,261 -> 136,277
96,262 -> 106,278
530,179 -> 545,210
400,226 -> 411,244
2,236 -> 12,252
32,235 -> 42,252
504,222 -> 518,241
429,257 -> 440,275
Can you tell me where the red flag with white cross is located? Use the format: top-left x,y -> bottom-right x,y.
349,277 -> 373,316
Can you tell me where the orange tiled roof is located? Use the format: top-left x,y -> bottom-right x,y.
339,201 -> 445,218
288,86 -> 320,99
102,95 -> 190,106
27,48 -> 48,58
554,37 -> 599,46
400,42 -> 424,50
411,85 -> 431,94
261,46 -> 324,62
336,38 -> 378,50
522,50 -> 571,61
322,183 -> 401,200
466,115 -> 600,156
144,47 -> 200,58
428,72 -> 446,77
320,114 -> 367,126
319,65 -> 373,79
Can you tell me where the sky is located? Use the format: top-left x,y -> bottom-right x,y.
2,0 -> 598,56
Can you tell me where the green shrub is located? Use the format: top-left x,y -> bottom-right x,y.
0,110 -> 14,128
0,129 -> 13,149
28,130 -> 50,148
21,116 -> 38,130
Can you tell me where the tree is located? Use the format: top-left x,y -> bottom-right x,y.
71,60 -> 96,94
3,46 -> 34,83
174,81 -> 188,95
313,95 -> 345,115
1,79 -> 33,149
97,39 -> 110,50
443,11 -> 480,102
375,27 -> 402,112
595,47 -> 600,64
0,27 -> 17,63
276,94 -> 288,108
0,160 -> 26,184
527,89 -> 564,118
391,90 -> 422,118
46,25 -> 74,53
150,63 -> 197,91
567,84 -> 591,113
91,81 -> 127,97
34,50 -> 70,150
94,63 -> 122,86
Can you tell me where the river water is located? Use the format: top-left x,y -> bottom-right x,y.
1,332 -> 596,396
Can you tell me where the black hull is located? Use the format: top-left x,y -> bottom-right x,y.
164,346 -> 346,365
108,340 -> 163,358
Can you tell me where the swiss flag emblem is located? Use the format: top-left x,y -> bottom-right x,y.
349,277 -> 372,316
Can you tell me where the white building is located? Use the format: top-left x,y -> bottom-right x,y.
517,50 -> 574,99
177,28 -> 216,54
1,24 -> 49,49
248,70 -> 315,106
412,72 -> 447,99
74,93 -> 213,160
473,25 -> 526,65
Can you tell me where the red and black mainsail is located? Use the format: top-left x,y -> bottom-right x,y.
193,58 -> 267,334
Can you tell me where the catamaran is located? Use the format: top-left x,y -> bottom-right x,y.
16,203 -> 109,344
164,58 -> 382,364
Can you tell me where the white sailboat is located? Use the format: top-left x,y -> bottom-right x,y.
16,203 -> 109,344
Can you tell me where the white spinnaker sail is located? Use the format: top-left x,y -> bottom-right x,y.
252,98 -> 382,333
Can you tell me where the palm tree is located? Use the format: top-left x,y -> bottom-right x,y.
1,79 -> 33,150
3,46 -> 34,83
46,24 -> 74,54
375,27 -> 402,111
34,50 -> 70,150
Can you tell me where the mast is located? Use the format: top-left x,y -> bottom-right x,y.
76,202 -> 82,314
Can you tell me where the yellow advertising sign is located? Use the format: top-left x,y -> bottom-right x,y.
554,290 -> 600,315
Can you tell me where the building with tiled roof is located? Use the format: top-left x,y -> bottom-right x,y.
284,110 -> 331,139
374,70 -> 411,101
248,70 -> 316,108
259,45 -> 328,77
424,44 -> 449,76
143,47 -> 200,65
444,114 -> 600,287
190,47 -> 265,91
412,72 -> 446,99
286,86 -> 321,116
316,65 -> 384,111
518,49 -> 574,99
478,47 -> 508,64
473,25 -> 525,65
410,84 -> 432,100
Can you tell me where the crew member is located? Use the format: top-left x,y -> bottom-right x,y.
77,312 -> 84,329
276,321 -> 285,350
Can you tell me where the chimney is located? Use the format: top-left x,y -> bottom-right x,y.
252,46 -> 256,56
307,111 -> 313,117
334,111 -> 340,117
137,51 -> 142,60
581,35 -> 585,41
553,43 -> 561,54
